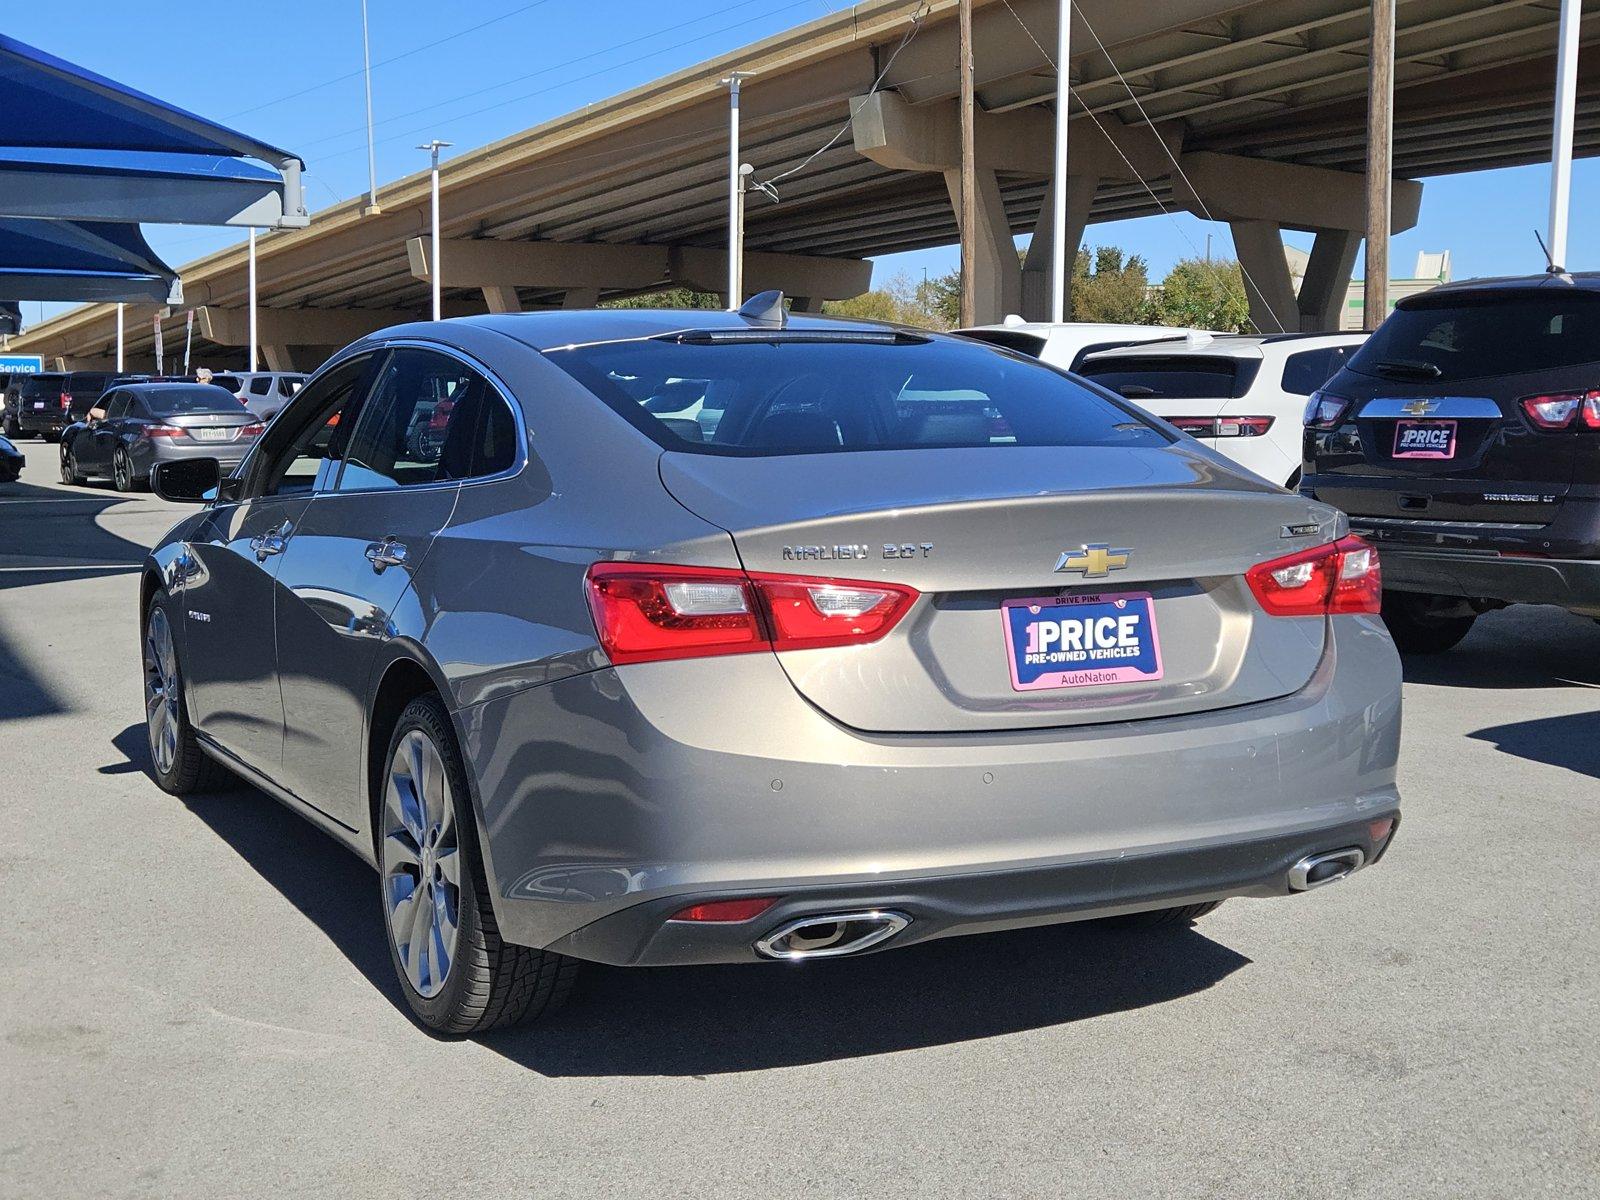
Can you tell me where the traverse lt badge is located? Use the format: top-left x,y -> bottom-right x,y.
1054,543 -> 1131,578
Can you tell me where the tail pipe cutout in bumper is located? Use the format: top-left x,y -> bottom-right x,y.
754,910 -> 910,960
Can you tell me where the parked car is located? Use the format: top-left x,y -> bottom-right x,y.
61,382 -> 263,492
3,370 -> 114,441
1077,332 -> 1368,489
1302,272 -> 1600,651
0,433 -> 23,482
139,303 -> 1401,1034
229,371 -> 307,421
955,319 -> 1204,372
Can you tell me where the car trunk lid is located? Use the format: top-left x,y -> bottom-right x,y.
661,446 -> 1339,733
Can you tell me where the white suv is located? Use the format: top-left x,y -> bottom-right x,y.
956,320 -> 1206,372
1076,332 -> 1368,488
230,372 -> 307,421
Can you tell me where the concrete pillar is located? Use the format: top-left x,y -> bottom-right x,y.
260,344 -> 294,372
481,286 -> 521,314
561,288 -> 601,309
1021,175 -> 1098,322
943,167 -> 1021,325
1297,228 -> 1361,332
789,296 -> 825,313
1229,219 -> 1300,335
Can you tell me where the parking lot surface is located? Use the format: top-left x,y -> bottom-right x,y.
1,450 -> 1596,1199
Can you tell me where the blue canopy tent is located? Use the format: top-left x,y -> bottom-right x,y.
0,33 -> 306,304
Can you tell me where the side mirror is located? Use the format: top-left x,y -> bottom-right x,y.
151,457 -> 222,504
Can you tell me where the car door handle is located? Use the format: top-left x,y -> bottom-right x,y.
364,537 -> 409,573
249,518 -> 293,562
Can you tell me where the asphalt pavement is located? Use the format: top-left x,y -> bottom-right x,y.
1,446 -> 1596,1199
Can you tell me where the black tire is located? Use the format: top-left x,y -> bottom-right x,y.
2,413 -> 17,439
112,447 -> 144,492
60,446 -> 86,486
1096,901 -> 1223,929
1380,590 -> 1477,655
379,695 -> 578,1034
143,594 -> 232,795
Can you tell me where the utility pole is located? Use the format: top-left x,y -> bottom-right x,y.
1048,0 -> 1070,323
722,73 -> 750,309
115,303 -> 124,373
1548,0 -> 1580,271
958,0 -> 977,328
361,0 -> 382,215
1363,0 -> 1395,331
418,141 -> 451,320
247,229 -> 258,372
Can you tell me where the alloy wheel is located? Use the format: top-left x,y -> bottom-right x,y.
114,450 -> 131,492
143,607 -> 181,776
381,729 -> 461,998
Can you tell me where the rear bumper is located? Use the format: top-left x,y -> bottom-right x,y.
129,440 -> 249,476
15,411 -> 65,435
457,614 -> 1403,963
1368,544 -> 1600,610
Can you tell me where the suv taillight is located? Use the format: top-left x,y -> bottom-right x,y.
1304,391 -> 1351,429
584,563 -> 919,665
1519,390 -> 1600,430
60,391 -> 71,411
1245,535 -> 1381,617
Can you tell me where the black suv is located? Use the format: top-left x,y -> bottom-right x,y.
3,371 -> 114,442
1302,272 -> 1600,651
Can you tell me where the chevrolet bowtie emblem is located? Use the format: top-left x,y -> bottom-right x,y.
1400,399 -> 1439,417
1055,543 -> 1131,578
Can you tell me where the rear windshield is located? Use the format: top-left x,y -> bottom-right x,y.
544,333 -> 1170,456
18,375 -> 65,396
68,374 -> 111,396
140,386 -> 247,416
1076,355 -> 1244,400
1350,290 -> 1600,382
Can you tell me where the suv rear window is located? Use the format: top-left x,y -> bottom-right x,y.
1350,290 -> 1600,382
545,333 -> 1171,456
1076,355 -> 1251,400
18,375 -> 64,397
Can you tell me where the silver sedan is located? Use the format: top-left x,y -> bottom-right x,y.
140,300 -> 1402,1034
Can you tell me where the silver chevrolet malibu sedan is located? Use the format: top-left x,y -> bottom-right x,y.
141,300 -> 1402,1034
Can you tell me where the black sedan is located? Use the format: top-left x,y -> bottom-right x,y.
61,383 -> 263,492
0,433 -> 22,482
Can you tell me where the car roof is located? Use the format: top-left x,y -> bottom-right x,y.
435,309 -> 956,353
1400,270 -> 1600,305
119,381 -> 236,394
957,321 -> 1187,337
1079,331 -> 1366,363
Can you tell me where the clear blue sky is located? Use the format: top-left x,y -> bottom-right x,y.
11,0 -> 1599,323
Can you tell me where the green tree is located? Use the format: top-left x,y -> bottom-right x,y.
823,270 -> 958,330
1145,258 -> 1252,332
1071,245 -> 1151,324
599,287 -> 722,310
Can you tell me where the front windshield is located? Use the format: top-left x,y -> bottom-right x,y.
544,333 -> 1172,456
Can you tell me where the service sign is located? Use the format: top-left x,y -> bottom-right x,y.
1002,590 -> 1164,692
0,355 -> 44,375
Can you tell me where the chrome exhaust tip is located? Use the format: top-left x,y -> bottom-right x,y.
755,910 -> 910,960
1288,847 -> 1365,891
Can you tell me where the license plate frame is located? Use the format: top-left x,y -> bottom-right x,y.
1393,419 -> 1457,460
1000,590 -> 1164,692
194,426 -> 229,442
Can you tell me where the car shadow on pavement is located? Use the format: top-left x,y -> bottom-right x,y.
1399,607 -> 1600,690
1468,711 -> 1600,782
110,724 -> 1252,1074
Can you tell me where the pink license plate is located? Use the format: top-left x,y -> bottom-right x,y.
1393,419 -> 1456,459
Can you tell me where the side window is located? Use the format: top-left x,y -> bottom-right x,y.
103,393 -> 129,420
1281,347 -> 1352,396
335,349 -> 488,491
252,357 -> 374,498
249,377 -> 272,395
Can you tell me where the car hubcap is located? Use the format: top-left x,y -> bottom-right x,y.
143,607 -> 180,776
381,729 -> 460,998
115,454 -> 129,490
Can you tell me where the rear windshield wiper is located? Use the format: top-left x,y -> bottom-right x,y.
1370,357 -> 1443,379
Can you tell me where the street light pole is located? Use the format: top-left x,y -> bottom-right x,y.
1048,0 -> 1071,323
958,0 -> 977,328
247,228 -> 258,372
1548,0 -> 1581,272
361,0 -> 382,216
722,73 -> 750,309
418,141 -> 451,320
115,303 -> 124,373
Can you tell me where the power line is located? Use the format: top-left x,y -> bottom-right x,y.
224,0 -> 558,120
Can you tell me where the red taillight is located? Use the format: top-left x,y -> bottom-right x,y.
584,563 -> 919,665
1169,415 -> 1273,438
60,391 -> 71,411
1520,390 -> 1600,429
239,423 -> 265,438
667,897 -> 778,923
140,424 -> 185,439
1245,535 -> 1381,617
1304,391 -> 1351,429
